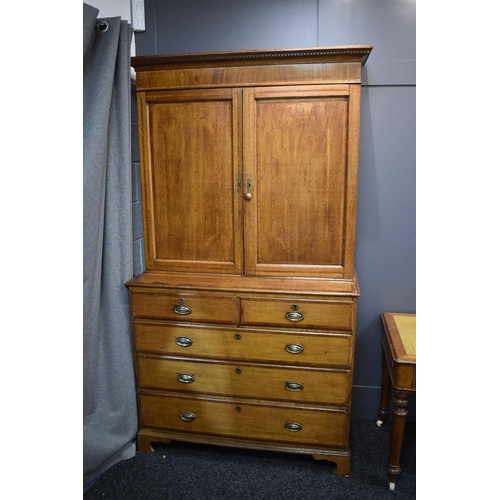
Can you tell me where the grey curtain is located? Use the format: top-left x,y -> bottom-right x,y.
83,3 -> 137,486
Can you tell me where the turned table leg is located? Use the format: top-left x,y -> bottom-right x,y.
377,350 -> 391,427
387,390 -> 410,490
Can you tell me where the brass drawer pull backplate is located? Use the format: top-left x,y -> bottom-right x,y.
179,412 -> 196,422
285,344 -> 304,354
285,382 -> 304,392
286,311 -> 304,322
175,336 -> 193,347
285,422 -> 302,432
173,305 -> 192,315
178,373 -> 195,384
173,298 -> 192,315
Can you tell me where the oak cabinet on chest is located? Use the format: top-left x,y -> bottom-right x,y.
128,46 -> 372,475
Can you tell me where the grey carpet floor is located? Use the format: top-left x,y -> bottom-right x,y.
84,418 -> 416,499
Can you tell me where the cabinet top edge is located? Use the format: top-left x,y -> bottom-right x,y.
125,272 -> 360,297
131,45 -> 373,71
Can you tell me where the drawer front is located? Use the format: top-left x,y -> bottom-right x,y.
240,298 -> 353,331
140,393 -> 348,448
131,291 -> 237,324
134,322 -> 352,367
137,357 -> 350,405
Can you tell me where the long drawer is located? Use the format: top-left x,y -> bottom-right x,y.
137,356 -> 350,405
130,291 -> 237,324
139,393 -> 349,448
133,322 -> 352,367
240,297 -> 354,331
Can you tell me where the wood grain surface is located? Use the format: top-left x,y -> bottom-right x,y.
139,392 -> 349,448
133,321 -> 353,367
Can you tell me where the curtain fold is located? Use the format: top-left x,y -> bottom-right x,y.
83,3 -> 137,486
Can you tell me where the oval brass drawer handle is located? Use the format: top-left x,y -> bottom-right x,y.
286,311 -> 304,322
175,336 -> 193,347
173,304 -> 192,315
179,412 -> 196,422
284,422 -> 302,432
285,382 -> 303,392
178,373 -> 195,384
285,344 -> 304,354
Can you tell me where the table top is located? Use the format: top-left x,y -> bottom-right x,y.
382,313 -> 416,365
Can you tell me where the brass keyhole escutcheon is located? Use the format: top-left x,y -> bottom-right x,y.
235,406 -> 242,412
234,334 -> 241,340
291,304 -> 298,311
179,298 -> 185,305
235,368 -> 242,374
245,176 -> 253,200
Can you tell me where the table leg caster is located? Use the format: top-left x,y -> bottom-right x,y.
376,419 -> 384,427
389,482 -> 395,491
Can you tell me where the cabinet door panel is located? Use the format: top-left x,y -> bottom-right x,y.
139,88 -> 243,274
244,85 -> 358,278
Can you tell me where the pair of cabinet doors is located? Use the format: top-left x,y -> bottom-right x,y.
138,84 -> 361,279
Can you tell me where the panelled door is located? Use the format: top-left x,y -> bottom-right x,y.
139,88 -> 243,274
243,85 -> 360,278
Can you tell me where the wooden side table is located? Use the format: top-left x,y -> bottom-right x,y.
377,313 -> 416,491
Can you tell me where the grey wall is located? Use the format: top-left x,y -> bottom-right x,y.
133,0 -> 416,421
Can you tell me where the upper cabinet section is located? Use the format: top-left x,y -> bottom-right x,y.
132,47 -> 371,280
132,46 -> 372,91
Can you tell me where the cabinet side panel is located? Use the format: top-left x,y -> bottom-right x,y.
343,85 -> 361,278
137,92 -> 156,269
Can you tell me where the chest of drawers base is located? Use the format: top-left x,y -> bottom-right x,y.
137,428 -> 351,475
127,279 -> 358,476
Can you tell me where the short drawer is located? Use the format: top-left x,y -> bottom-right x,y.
130,291 -> 237,324
139,393 -> 348,448
137,356 -> 350,405
133,322 -> 352,367
240,297 -> 354,331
